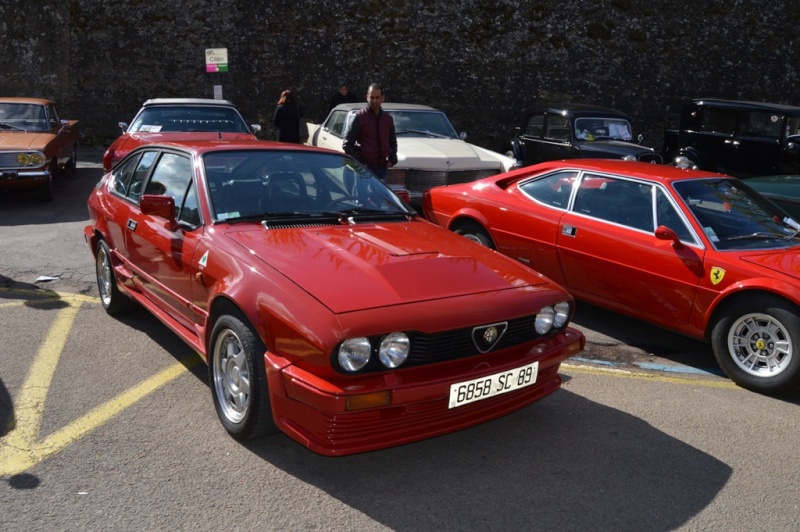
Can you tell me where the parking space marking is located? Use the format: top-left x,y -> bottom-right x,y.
562,362 -> 740,389
0,289 -> 199,477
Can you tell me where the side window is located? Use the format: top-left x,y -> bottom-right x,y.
127,151 -> 158,202
656,188 -> 694,243
178,180 -> 201,227
524,114 -> 544,137
573,174 -> 654,231
47,105 -> 60,130
518,171 -> 577,209
326,111 -> 347,137
700,107 -> 736,135
145,153 -> 193,219
545,115 -> 570,142
738,111 -> 782,139
111,154 -> 140,196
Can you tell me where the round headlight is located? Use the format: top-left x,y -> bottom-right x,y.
535,306 -> 555,335
379,332 -> 410,368
338,337 -> 372,372
30,153 -> 44,165
622,155 -> 637,162
16,153 -> 30,166
553,301 -> 571,329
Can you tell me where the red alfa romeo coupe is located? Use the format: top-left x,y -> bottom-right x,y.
423,159 -> 800,395
84,139 -> 584,455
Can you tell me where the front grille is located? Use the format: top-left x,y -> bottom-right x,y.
388,168 -> 499,192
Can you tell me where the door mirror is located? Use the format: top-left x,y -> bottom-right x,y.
141,194 -> 178,230
655,225 -> 684,249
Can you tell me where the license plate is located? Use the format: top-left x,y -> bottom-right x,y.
448,361 -> 539,409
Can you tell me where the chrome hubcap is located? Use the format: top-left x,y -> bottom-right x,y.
213,330 -> 250,423
728,313 -> 792,377
96,247 -> 113,306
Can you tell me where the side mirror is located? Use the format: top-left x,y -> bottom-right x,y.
637,133 -> 644,144
655,225 -> 684,249
251,123 -> 262,133
141,194 -> 178,231
459,131 -> 467,141
118,122 -> 129,134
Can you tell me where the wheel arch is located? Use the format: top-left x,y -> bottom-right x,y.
704,287 -> 800,343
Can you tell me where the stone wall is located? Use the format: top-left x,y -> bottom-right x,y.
2,0 -> 798,153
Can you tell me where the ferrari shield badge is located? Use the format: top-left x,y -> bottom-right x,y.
710,267 -> 726,285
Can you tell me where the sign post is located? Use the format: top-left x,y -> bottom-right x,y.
205,48 -> 228,100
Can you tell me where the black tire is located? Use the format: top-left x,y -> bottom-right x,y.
65,144 -> 77,174
453,221 -> 495,249
95,240 -> 134,315
711,295 -> 800,395
209,312 -> 277,440
37,176 -> 54,202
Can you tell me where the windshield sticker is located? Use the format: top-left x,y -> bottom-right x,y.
704,226 -> 720,242
139,125 -> 163,132
199,250 -> 209,268
710,267 -> 726,285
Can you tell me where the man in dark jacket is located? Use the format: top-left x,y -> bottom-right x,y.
329,81 -> 358,111
343,83 -> 398,181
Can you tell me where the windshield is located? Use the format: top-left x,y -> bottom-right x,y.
674,178 -> 800,250
387,110 -> 459,138
574,117 -> 633,141
0,103 -> 48,132
203,150 -> 411,222
130,105 -> 250,133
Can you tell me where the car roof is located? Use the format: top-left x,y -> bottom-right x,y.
0,97 -> 54,106
523,103 -> 632,117
141,98 -> 238,108
689,98 -> 800,113
126,138 -> 341,157
331,102 -> 440,112
512,159 -> 726,186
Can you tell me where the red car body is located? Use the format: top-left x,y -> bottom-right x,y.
102,98 -> 256,171
423,159 -> 800,395
84,139 -> 584,455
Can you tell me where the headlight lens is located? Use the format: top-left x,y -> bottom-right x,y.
30,153 -> 44,165
553,301 -> 571,329
535,306 -> 555,335
338,337 -> 371,372
16,153 -> 30,166
379,332 -> 410,368
622,155 -> 637,161
15,152 -> 44,167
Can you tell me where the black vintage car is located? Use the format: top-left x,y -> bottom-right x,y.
505,103 -> 661,167
663,99 -> 800,178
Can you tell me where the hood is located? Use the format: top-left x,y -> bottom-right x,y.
577,140 -> 654,158
0,131 -> 54,150
396,138 -> 509,171
740,250 -> 800,282
225,222 -> 546,313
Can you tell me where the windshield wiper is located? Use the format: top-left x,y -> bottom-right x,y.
724,231 -> 791,241
0,122 -> 25,131
395,129 -> 451,139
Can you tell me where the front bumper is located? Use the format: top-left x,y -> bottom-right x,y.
0,168 -> 50,188
265,327 -> 585,456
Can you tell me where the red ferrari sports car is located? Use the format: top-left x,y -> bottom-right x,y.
84,139 -> 584,455
423,159 -> 800,395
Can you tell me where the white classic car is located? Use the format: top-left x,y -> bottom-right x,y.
306,103 -> 517,209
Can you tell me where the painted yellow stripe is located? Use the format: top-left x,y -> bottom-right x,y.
562,362 -> 740,390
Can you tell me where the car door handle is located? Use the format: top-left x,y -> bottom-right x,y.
724,139 -> 740,146
126,219 -> 138,231
561,224 -> 577,237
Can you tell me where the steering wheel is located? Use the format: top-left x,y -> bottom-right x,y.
323,196 -> 360,210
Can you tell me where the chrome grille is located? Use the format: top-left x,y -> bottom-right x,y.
388,168 -> 500,192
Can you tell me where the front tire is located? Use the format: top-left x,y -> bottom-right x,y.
711,295 -> 800,395
453,221 -> 495,249
210,312 -> 276,440
95,240 -> 134,315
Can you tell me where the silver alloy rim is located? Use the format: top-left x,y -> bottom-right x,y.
96,246 -> 113,307
727,312 -> 792,377
463,234 -> 483,245
213,329 -> 250,423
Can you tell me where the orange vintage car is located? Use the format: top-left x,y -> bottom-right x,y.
0,97 -> 80,200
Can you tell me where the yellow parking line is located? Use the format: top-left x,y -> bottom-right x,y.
0,289 -> 200,477
562,362 -> 740,389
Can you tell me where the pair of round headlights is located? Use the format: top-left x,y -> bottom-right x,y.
338,332 -> 410,372
337,301 -> 572,373
16,152 -> 45,166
